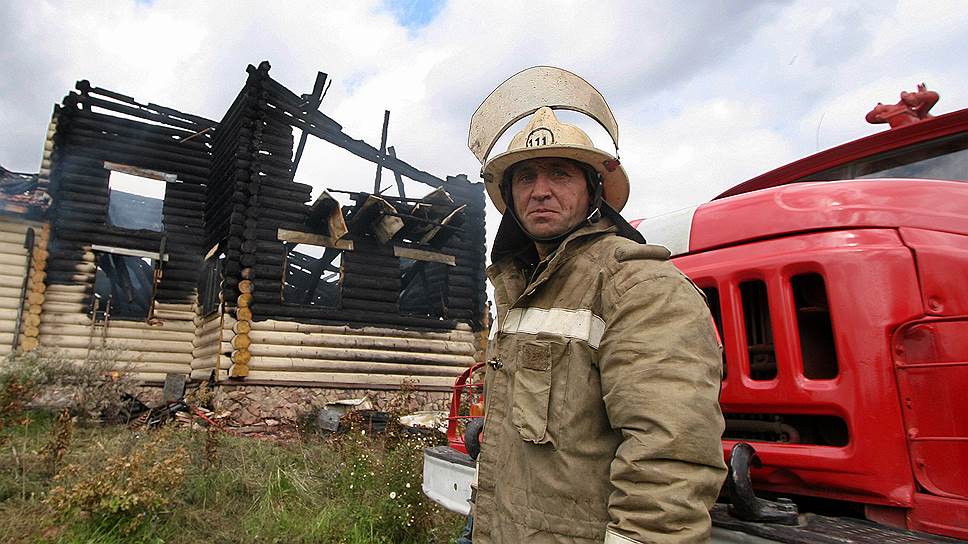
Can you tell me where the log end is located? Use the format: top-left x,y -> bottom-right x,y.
19,337 -> 39,352
228,363 -> 249,378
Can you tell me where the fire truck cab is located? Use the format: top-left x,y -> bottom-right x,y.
424,106 -> 968,542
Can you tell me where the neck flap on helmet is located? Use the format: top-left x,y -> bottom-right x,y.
490,198 -> 645,264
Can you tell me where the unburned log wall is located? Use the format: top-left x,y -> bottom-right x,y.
191,310 -> 227,381
38,300 -> 196,383
203,317 -> 478,389
0,218 -> 46,358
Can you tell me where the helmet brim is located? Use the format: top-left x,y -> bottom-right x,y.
482,145 -> 630,214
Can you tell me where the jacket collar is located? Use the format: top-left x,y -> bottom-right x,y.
490,202 -> 645,265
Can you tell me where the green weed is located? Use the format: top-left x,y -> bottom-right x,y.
0,404 -> 464,543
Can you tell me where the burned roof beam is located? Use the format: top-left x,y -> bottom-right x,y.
246,62 -> 447,189
291,71 -> 330,180
68,91 -> 212,134
75,80 -> 218,129
269,104 -> 447,188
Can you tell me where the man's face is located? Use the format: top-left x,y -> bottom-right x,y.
510,157 -> 591,240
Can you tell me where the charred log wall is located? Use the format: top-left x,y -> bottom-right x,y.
47,82 -> 216,306
38,83 -> 215,383
37,64 -> 487,387
212,64 -> 487,335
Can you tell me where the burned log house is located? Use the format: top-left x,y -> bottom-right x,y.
32,61 -> 487,407
0,162 -> 52,359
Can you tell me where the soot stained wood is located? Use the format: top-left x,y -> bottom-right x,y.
47,62 -> 487,332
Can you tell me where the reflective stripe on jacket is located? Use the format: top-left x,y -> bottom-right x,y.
473,216 -> 726,544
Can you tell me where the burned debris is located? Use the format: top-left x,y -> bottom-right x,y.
202,61 -> 485,383
8,60 -> 486,395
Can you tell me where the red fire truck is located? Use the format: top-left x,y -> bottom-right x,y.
424,102 -> 968,542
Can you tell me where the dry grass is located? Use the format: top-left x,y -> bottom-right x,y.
0,354 -> 465,543
0,411 -> 464,543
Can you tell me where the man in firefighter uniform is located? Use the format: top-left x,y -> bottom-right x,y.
467,67 -> 726,543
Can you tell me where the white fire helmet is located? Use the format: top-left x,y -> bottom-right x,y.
468,66 -> 629,214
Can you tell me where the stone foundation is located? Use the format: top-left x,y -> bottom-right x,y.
26,379 -> 452,428
207,384 -> 452,427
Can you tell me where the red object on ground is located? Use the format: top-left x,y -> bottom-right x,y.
446,363 -> 485,455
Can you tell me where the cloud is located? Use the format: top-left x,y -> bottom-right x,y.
1,0 -> 965,258
622,98 -> 795,219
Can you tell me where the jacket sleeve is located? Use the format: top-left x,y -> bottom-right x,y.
598,272 -> 727,544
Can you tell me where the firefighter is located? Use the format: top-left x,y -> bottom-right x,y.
466,67 -> 726,543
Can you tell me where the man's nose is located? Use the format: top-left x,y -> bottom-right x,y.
530,174 -> 553,199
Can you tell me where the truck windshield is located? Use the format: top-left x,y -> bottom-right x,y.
798,132 -> 968,183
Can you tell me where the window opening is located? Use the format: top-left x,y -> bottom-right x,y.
740,280 -> 777,380
93,252 -> 157,321
701,286 -> 726,379
198,249 -> 225,317
798,132 -> 968,183
106,164 -> 171,231
399,258 -> 448,318
283,243 -> 342,307
792,273 -> 839,379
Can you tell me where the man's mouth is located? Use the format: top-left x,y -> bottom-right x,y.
528,208 -> 557,216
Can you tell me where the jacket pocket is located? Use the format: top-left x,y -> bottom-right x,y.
511,338 -> 564,445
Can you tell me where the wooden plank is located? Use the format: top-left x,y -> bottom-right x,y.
39,312 -> 197,332
191,368 -> 228,381
393,246 -> 456,266
276,228 -> 354,250
247,318 -> 476,342
307,192 -> 344,232
37,334 -> 194,354
39,324 -> 193,343
242,370 -> 457,388
247,330 -> 475,355
246,344 -> 475,366
91,244 -> 168,262
103,161 -> 177,182
420,204 -> 466,244
247,357 -> 466,377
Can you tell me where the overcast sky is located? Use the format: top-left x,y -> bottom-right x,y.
2,0 -> 966,242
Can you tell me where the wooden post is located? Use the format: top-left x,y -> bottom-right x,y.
387,146 -> 406,199
373,109 -> 390,194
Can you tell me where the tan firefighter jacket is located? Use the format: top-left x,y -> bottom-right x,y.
473,211 -> 727,544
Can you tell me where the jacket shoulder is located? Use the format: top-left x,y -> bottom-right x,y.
584,236 -> 685,296
584,235 -> 671,262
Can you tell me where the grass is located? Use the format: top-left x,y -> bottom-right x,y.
0,411 -> 465,544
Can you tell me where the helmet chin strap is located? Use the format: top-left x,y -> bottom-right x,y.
500,167 -> 604,245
